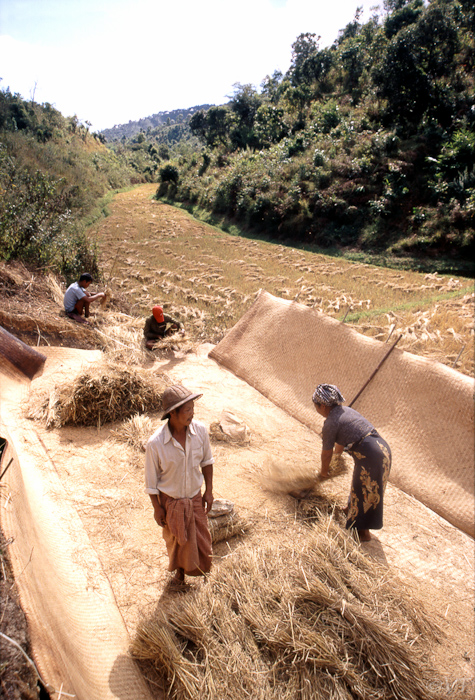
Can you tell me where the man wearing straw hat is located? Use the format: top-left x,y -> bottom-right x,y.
145,385 -> 214,587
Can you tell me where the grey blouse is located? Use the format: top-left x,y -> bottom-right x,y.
322,405 -> 376,451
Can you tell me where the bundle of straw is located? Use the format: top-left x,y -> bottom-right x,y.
131,515 -> 445,700
100,287 -> 112,309
111,413 -> 156,451
29,363 -> 167,428
46,273 -> 65,307
207,511 -> 252,544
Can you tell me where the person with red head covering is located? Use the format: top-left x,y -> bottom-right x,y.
143,305 -> 182,349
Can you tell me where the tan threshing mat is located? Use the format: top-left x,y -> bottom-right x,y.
1,341 -> 474,698
209,290 -> 475,537
0,349 -> 154,700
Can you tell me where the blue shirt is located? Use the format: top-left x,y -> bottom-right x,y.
63,281 -> 86,312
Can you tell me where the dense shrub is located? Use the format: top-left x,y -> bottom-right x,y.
159,164 -> 179,183
0,90 -> 143,278
149,0 -> 474,267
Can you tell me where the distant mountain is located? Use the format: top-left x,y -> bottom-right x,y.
100,105 -> 214,141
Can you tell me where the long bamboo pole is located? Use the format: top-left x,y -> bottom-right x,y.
348,334 -> 402,407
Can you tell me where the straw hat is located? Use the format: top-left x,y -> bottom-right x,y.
161,385 -> 202,419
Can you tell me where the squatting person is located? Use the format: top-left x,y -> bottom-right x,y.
312,383 -> 391,542
63,272 -> 105,323
145,385 -> 214,586
143,305 -> 183,350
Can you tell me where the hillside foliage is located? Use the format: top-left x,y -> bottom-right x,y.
0,89 -> 159,281
100,105 -> 213,142
151,0 -> 475,274
1,0 -> 474,281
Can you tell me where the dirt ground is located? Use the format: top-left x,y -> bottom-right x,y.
1,343 -> 474,699
0,185 -> 474,699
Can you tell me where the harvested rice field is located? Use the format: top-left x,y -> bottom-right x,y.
92,184 -> 474,378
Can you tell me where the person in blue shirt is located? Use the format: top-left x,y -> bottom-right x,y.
63,273 -> 105,324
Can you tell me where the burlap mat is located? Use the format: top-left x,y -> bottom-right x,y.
210,290 -> 474,536
0,352 -> 154,700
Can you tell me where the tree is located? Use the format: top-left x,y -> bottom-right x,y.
458,0 -> 475,31
228,84 -> 261,150
205,106 -> 231,147
337,7 -> 364,44
384,0 -> 424,38
289,33 -> 320,87
383,0 -> 412,12
190,106 -> 231,148
254,104 -> 287,148
159,164 -> 179,184
282,84 -> 312,126
373,1 -> 459,126
230,84 -> 260,127
340,37 -> 366,91
189,110 -> 207,142
260,71 -> 284,104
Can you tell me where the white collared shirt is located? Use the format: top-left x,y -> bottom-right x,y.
144,419 -> 214,499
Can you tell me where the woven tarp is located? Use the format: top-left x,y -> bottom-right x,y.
0,355 -> 154,700
209,290 -> 474,537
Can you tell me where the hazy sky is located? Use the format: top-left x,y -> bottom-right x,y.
0,0 -> 381,131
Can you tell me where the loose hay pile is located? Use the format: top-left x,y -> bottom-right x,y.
28,363 -> 167,428
257,454 -> 348,499
148,333 -> 194,355
131,516 -> 445,700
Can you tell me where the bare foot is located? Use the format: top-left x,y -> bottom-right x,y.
173,567 -> 185,582
168,570 -> 187,590
68,312 -> 89,325
357,529 -> 371,542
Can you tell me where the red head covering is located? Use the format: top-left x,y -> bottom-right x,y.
152,306 -> 165,323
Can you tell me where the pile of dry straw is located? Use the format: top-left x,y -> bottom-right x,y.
28,362 -> 167,428
131,514 -> 445,700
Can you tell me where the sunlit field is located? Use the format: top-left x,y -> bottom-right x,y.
96,186 -> 474,377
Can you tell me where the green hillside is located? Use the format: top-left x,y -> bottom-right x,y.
1,0 -> 474,279
0,90 -> 163,280
151,0 -> 474,275
100,105 -> 213,142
